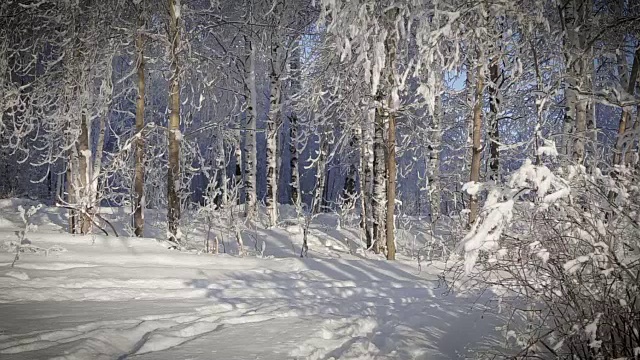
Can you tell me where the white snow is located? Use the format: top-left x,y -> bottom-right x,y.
461,194 -> 514,273
537,139 -> 558,157
80,149 -> 92,159
563,255 -> 591,274
535,248 -> 550,263
462,181 -> 482,196
0,201 -> 499,359
172,129 -> 183,141
4,270 -> 29,280
585,313 -> 602,349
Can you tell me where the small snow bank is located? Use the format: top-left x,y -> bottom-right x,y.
0,217 -> 15,229
4,270 -> 29,280
0,198 -> 450,265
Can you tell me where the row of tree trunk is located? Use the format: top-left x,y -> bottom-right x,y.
65,0 -> 640,264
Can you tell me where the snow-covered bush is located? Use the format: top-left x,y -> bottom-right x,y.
452,160 -> 640,358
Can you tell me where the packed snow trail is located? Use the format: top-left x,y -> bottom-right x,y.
0,203 -> 499,359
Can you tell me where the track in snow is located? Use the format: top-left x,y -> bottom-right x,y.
0,205 -> 500,359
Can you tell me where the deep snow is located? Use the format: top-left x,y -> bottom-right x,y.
0,199 -> 500,359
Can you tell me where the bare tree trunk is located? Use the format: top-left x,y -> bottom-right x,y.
572,89 -> 587,165
321,167 -> 331,211
91,57 -> 112,231
233,129 -> 242,204
342,165 -> 357,208
243,30 -> 258,221
562,88 -> 577,160
312,132 -> 328,214
289,39 -> 301,207
561,0 -> 591,166
428,81 -> 442,222
385,111 -> 397,260
289,114 -> 300,206
624,107 -> 640,164
133,14 -> 146,237
67,156 -> 77,234
265,88 -> 279,226
56,163 -> 64,203
342,134 -> 359,211
469,56 -> 484,226
560,2 -> 578,161
360,114 -> 374,248
614,48 -> 640,165
266,43 -> 282,227
531,38 -> 544,165
371,109 -> 386,253
216,133 -> 228,207
488,58 -> 500,182
167,0 -> 182,241
384,16 -> 398,260
77,111 -> 92,234
585,66 -> 596,169
93,115 -> 107,202
276,116 -> 282,205
573,33 -> 590,166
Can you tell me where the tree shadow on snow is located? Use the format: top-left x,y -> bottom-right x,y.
184,262 -> 504,359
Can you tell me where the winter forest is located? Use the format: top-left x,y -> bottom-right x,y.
1,0 -> 640,358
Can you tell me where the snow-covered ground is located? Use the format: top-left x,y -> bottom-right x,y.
0,199 -> 500,359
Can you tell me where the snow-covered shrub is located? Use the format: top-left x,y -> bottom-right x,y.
451,160 -> 640,359
10,204 -> 63,266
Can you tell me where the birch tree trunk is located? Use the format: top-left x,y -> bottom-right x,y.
561,0 -> 578,161
468,55 -> 484,226
428,79 -> 442,222
67,153 -> 77,234
265,81 -> 280,227
243,31 -> 258,221
562,86 -> 577,160
222,142 -> 230,207
487,58 -> 500,182
167,0 -> 182,241
91,108 -> 106,216
341,134 -> 359,213
266,43 -> 282,227
572,41 -> 589,165
320,167 -> 331,211
289,40 -> 301,207
531,38 -> 544,165
234,129 -> 242,204
573,6 -> 591,166
312,132 -> 329,214
289,113 -> 300,206
360,113 -> 374,248
371,108 -> 386,253
77,111 -> 92,234
133,12 -> 146,237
